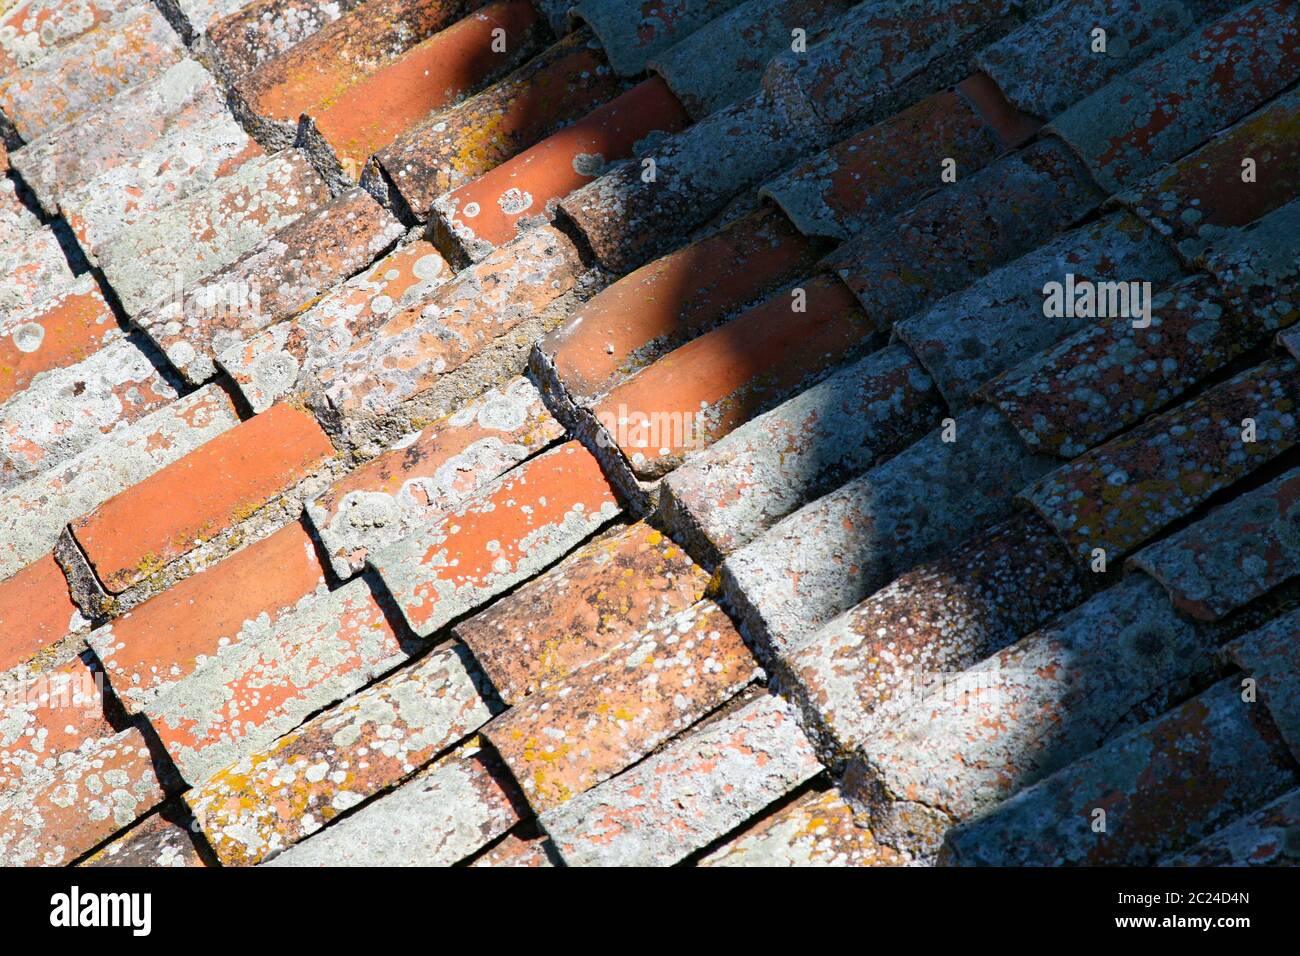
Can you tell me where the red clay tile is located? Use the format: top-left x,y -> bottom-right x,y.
592,273 -> 874,478
0,0 -> 134,78
0,655 -> 114,794
204,0 -> 367,80
185,641 -> 496,865
486,598 -> 757,812
762,77 -> 1034,241
454,521 -> 711,704
71,404 -> 336,593
308,0 -> 549,180
237,0 -> 475,130
320,226 -> 582,422
146,575 -> 409,785
536,206 -> 826,402
138,186 -> 404,384
0,277 -> 118,407
433,75 -> 690,260
219,238 -> 453,413
373,439 -> 622,638
79,806 -> 207,867
375,26 -> 625,218
0,555 -> 78,673
0,726 -> 166,866
308,376 -> 563,577
88,522 -> 327,712
472,831 -> 553,866
0,3 -> 184,141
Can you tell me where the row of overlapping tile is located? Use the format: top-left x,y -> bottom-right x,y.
2,0 -> 1299,868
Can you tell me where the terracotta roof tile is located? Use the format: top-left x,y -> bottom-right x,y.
784,512 -> 1090,765
79,805 -> 207,867
974,0 -> 1236,122
0,384 -> 239,581
1169,787 -> 1300,866
485,598 -> 757,813
158,0 -> 247,37
763,0 -> 1042,138
938,677 -> 1298,865
981,274 -> 1246,459
649,0 -> 855,120
0,0 -> 138,77
455,520 -> 710,704
573,0 -> 746,76
201,0 -> 367,80
137,187 -> 404,384
0,554 -> 79,672
1202,198 -> 1300,333
317,225 -> 582,424
219,236 -> 452,413
472,831 -> 554,866
721,405 -> 1056,657
306,0 -> 550,182
1115,85 -> 1300,262
372,26 -> 623,219
1022,355 -> 1300,565
233,0 -> 475,145
557,87 -> 826,273
0,274 -> 117,408
541,691 -> 821,865
264,737 -> 523,865
431,74 -> 690,262
535,206 -> 825,404
0,654 -> 112,794
1046,0 -> 1300,195
1133,465 -> 1300,623
96,148 -> 330,318
845,574 -> 1221,858
659,343 -> 946,563
308,375 -> 563,578
700,786 -> 905,867
761,78 -> 1026,243
87,521 -> 327,712
827,138 -> 1106,328
0,726 -> 167,866
59,106 -> 262,257
371,439 -> 621,638
0,338 -> 180,490
0,3 -> 184,142
591,273 -> 875,482
186,641 -> 499,865
1224,606 -> 1300,763
897,212 -> 1185,414
0,227 -> 75,319
70,403 -> 335,593
144,574 -> 411,785
8,57 -> 226,215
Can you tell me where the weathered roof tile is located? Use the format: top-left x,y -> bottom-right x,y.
371,439 -> 621,638
455,520 -> 710,704
0,654 -> 111,794
1022,355 -> 1300,564
70,403 -> 335,593
0,0 -> 138,78
485,598 -> 757,813
721,405 -> 1056,657
187,641 -> 499,865
264,737 -> 523,865
0,383 -> 239,581
88,521 -> 327,711
542,691 -> 822,866
0,554 -> 79,672
938,677 -> 1298,865
1168,787 -> 1300,866
373,26 -> 623,219
202,0 -> 366,80
1225,606 -> 1300,763
659,343 -> 946,564
308,375 -> 563,578
573,0 -> 746,76
431,75 -> 690,262
785,512 -> 1090,765
79,805 -> 207,867
138,187 -> 404,384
